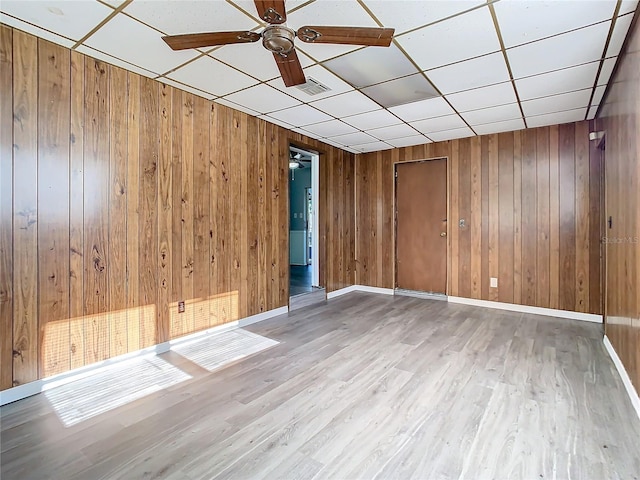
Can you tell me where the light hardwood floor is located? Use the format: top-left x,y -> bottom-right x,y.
1,293 -> 639,479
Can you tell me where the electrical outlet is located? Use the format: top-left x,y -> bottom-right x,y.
293,213 -> 297,218
178,301 -> 185,313
490,277 -> 498,288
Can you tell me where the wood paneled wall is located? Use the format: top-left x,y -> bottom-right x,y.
355,122 -> 602,315
598,13 -> 640,396
0,25 -> 355,390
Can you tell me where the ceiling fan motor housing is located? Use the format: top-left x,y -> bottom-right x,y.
262,25 -> 296,54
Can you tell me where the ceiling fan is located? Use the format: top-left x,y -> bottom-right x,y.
161,0 -> 395,87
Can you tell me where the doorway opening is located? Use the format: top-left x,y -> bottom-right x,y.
289,146 -> 321,301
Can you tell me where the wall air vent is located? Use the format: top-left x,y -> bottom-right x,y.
295,77 -> 331,96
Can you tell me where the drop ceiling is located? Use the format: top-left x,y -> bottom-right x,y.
1,0 -> 637,153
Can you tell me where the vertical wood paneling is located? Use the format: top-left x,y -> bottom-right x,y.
480,137 -> 490,300
559,123 -> 576,312
574,121 -> 590,313
487,134 -> 499,302
0,25 -> 13,390
458,140 -> 472,298
83,58 -> 110,364
1,29 -> 356,389
497,132 -> 514,303
69,51 -> 85,370
138,76 -> 158,348
536,127 -> 550,308
125,73 -> 140,353
37,40 -> 71,378
548,125 -> 560,310
587,121 -> 602,315
157,83 -> 172,343
180,92 -> 194,335
469,138 -> 482,299
192,97 -> 210,329
449,141 -> 459,296
512,132 -> 522,305
108,66 -> 128,357
12,31 -> 39,385
521,130 -> 537,306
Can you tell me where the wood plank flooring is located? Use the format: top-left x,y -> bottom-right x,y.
1,293 -> 639,480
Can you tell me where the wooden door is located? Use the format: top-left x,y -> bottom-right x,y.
396,159 -> 447,293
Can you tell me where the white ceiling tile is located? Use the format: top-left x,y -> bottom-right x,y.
310,90 -> 380,117
366,0 -> 484,34
342,109 -> 401,130
267,104 -> 333,127
328,132 -> 378,146
426,52 -> 510,94
85,13 -> 199,75
526,107 -> 587,128
522,89 -> 592,117
619,0 -> 639,15
473,118 -> 525,135
598,57 -> 618,85
0,13 -> 75,48
214,98 -> 261,116
412,114 -> 467,134
494,0 -> 617,48
368,123 -> 418,141
507,21 -> 611,78
124,1 -> 259,35
257,114 -> 294,130
0,0 -> 112,41
268,63 -> 353,101
300,120 -> 358,138
168,55 -> 258,96
157,77 -> 213,99
319,136 -> 351,150
592,85 -> 607,105
211,44 -> 285,82
350,141 -> 394,153
427,126 -> 475,142
397,6 -> 500,70
227,0 -> 263,21
323,44 -> 417,88
223,84 -> 301,114
587,105 -> 599,120
606,13 -> 634,57
462,103 -> 522,126
288,1 -> 378,28
446,82 -> 517,112
361,73 -> 439,108
515,62 -> 600,100
75,45 -> 157,78
296,43 -> 362,62
388,96 -> 454,122
386,134 -> 431,148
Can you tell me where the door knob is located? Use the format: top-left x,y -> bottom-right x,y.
440,232 -> 447,237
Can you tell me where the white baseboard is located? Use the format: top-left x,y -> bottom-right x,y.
447,296 -> 603,323
0,305 -> 288,407
603,335 -> 640,421
327,285 -> 395,299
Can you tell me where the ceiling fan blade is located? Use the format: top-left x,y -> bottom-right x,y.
162,31 -> 260,50
273,50 -> 306,87
254,0 -> 287,24
297,26 -> 395,47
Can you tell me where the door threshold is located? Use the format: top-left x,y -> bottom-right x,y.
395,289 -> 448,301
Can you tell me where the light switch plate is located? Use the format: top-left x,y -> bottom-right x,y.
490,277 -> 498,288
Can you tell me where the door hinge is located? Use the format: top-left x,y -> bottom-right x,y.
395,171 -> 398,179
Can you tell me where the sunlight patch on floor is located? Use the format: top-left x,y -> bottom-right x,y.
44,356 -> 192,427
172,328 -> 279,372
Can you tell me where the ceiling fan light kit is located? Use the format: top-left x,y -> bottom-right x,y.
161,0 -> 395,88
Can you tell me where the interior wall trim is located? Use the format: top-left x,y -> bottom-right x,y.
326,285 -> 395,299
0,305 -> 288,406
447,296 -> 603,323
604,335 -> 640,420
